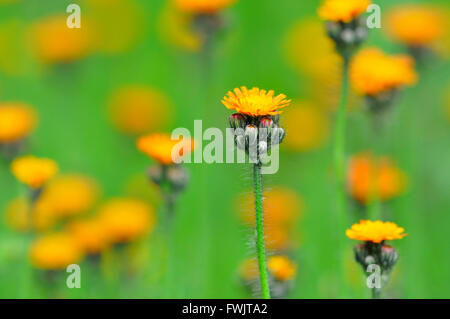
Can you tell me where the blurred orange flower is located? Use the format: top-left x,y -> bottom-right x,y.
28,14 -> 94,64
30,232 -> 84,270
4,197 -> 56,232
347,152 -> 407,204
222,87 -> 291,117
0,102 -> 37,143
283,101 -> 330,152
267,255 -> 297,281
39,174 -> 100,218
137,133 -> 195,165
11,155 -> 58,189
350,48 -> 418,96
109,86 -> 172,135
346,220 -> 407,243
175,0 -> 236,14
67,218 -> 110,254
318,0 -> 371,23
99,198 -> 155,243
386,5 -> 446,47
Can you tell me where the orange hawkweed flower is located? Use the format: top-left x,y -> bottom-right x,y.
137,133 -> 195,165
67,218 -> 110,254
386,5 -> 446,47
0,102 -> 37,143
39,174 -> 100,218
318,0 -> 371,23
98,198 -> 155,243
347,153 -> 407,204
350,48 -> 418,96
109,86 -> 172,135
4,197 -> 56,232
346,220 -> 407,243
11,155 -> 58,188
174,0 -> 236,14
222,87 -> 291,117
267,255 -> 297,281
28,14 -> 93,64
30,232 -> 84,270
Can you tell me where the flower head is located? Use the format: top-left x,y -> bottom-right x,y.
137,133 -> 195,165
386,5 -> 446,47
11,155 -> 58,188
30,232 -> 84,270
109,86 -> 172,135
350,48 -> 418,96
0,102 -> 37,143
222,87 -> 291,117
174,0 -> 236,14
347,152 -> 407,204
267,255 -> 297,281
67,218 -> 110,254
29,14 -> 93,64
318,0 -> 371,23
98,198 -> 155,243
39,174 -> 100,218
346,220 -> 407,243
4,197 -> 55,232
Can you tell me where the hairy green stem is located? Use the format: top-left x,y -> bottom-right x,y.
253,163 -> 271,299
333,57 -> 350,296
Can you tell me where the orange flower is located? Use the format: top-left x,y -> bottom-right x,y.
222,87 -> 291,117
386,5 -> 446,47
28,14 -> 93,64
67,218 -> 110,254
283,101 -> 330,152
318,0 -> 371,23
0,102 -> 37,143
267,255 -> 297,281
4,197 -> 56,232
137,133 -> 195,165
11,155 -> 58,188
347,153 -> 407,204
109,86 -> 172,135
39,174 -> 100,218
346,220 -> 407,243
30,232 -> 84,270
98,198 -> 155,243
175,0 -> 236,14
350,48 -> 418,96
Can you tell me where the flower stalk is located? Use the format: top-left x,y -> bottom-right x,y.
253,162 -> 271,299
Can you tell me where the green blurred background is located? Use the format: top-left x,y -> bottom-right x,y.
0,0 -> 449,298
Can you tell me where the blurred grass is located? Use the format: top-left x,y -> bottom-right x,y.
0,0 -> 449,298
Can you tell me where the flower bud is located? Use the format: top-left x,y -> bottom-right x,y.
271,127 -> 285,145
245,124 -> 258,146
167,165 -> 189,192
380,244 -> 398,271
147,165 -> 163,185
258,141 -> 268,155
236,134 -> 246,150
229,113 -> 247,130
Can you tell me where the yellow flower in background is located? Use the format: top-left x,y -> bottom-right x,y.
347,152 -> 407,204
4,197 -> 55,232
67,218 -> 110,254
346,220 -> 407,243
28,14 -> 94,64
283,101 -> 330,152
386,5 -> 446,47
350,48 -> 418,96
237,186 -> 302,228
0,102 -> 37,143
267,255 -> 297,281
82,0 -> 144,54
222,87 -> 291,117
30,233 -> 84,270
109,86 -> 172,135
318,0 -> 371,23
39,174 -> 100,218
99,198 -> 155,243
137,133 -> 195,165
158,3 -> 203,52
265,227 -> 291,252
175,0 -> 236,14
11,155 -> 58,188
